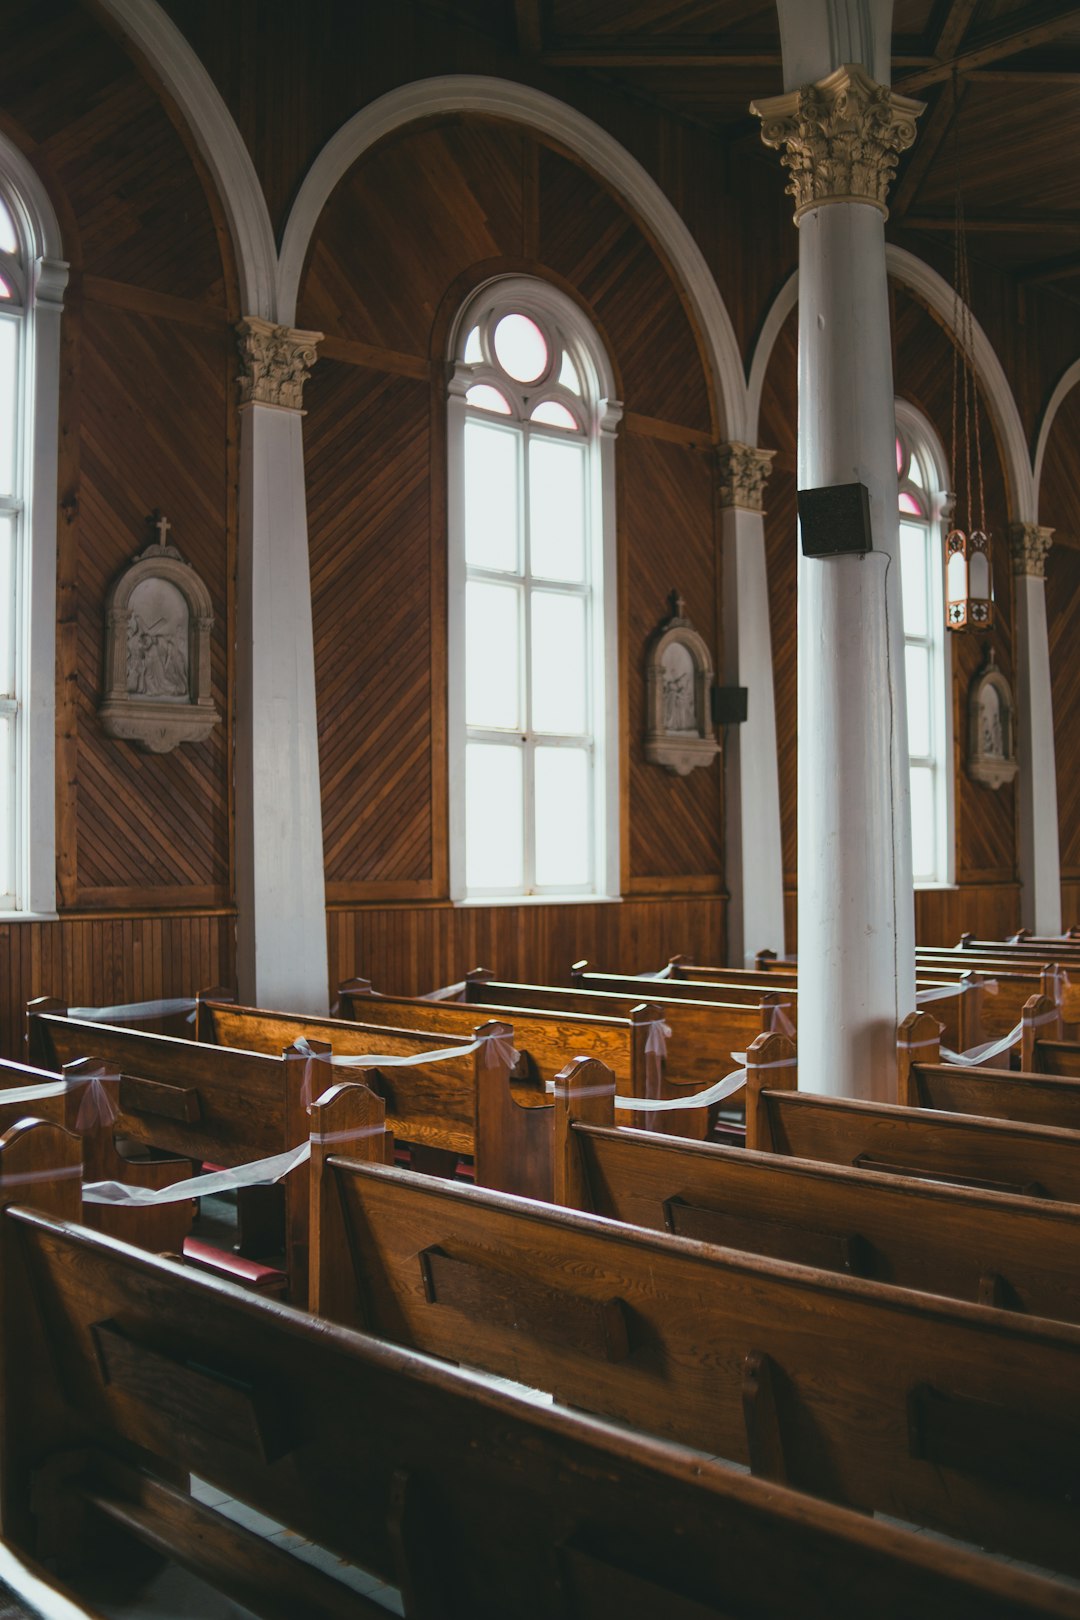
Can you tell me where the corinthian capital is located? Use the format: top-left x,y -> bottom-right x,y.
236,317 -> 323,412
1010,522 -> 1054,578
751,63 -> 923,223
718,443 -> 776,512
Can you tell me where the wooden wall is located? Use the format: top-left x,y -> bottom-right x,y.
0,1 -> 236,1056
298,115 -> 728,991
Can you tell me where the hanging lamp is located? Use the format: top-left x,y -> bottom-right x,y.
945,78 -> 994,632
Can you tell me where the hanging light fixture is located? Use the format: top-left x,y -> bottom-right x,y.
945,77 -> 994,632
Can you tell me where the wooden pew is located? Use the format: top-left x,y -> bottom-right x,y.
743,1033 -> 1080,1201
552,1055 -> 1080,1323
26,1000 -> 315,1301
310,1134 -> 1080,1574
0,1126 -> 1071,1620
460,967 -> 781,1138
898,1006 -> 1080,1135
337,977 -> 662,1113
197,995 -> 554,1197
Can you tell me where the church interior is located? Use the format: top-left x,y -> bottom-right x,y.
1,0 -> 1080,1615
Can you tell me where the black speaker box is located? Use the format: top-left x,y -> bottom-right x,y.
797,482 -> 873,557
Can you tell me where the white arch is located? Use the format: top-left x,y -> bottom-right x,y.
277,75 -> 748,439
0,141 -> 63,262
746,247 -> 1036,521
1034,359 -> 1080,518
95,0 -> 278,319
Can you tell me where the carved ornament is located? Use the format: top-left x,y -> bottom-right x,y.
718,443 -> 776,513
751,63 -> 924,222
236,316 -> 323,412
644,592 -> 720,777
98,514 -> 221,755
1009,522 -> 1053,579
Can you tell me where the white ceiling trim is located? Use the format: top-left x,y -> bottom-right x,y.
1033,359 -> 1080,520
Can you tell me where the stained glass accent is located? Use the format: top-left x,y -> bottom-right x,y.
896,435 -> 904,476
559,351 -> 582,395
530,400 -> 577,430
899,490 -> 925,516
463,325 -> 482,363
466,383 -> 511,415
493,313 -> 548,383
0,277 -> 11,301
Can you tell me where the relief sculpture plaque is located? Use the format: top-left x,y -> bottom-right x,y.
644,591 -> 720,776
99,514 -> 221,754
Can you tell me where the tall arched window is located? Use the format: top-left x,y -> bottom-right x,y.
0,144 -> 66,916
447,278 -> 620,901
896,400 -> 954,887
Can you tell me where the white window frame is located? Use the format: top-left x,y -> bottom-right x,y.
0,140 -> 67,919
447,276 -> 621,905
895,397 -> 955,889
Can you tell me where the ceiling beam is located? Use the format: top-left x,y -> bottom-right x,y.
933,0 -> 981,62
896,9 -> 1080,93
966,67 -> 1080,83
890,79 -> 958,223
514,0 -> 542,56
903,214 -> 1080,233
1021,251 -> 1080,285
540,39 -> 783,68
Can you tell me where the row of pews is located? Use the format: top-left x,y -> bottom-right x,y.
1,933 -> 1080,1615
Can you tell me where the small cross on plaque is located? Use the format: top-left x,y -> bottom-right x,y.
152,511 -> 171,549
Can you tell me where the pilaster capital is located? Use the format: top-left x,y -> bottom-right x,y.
236,316 -> 324,412
1009,521 -> 1054,578
751,63 -> 923,223
717,443 -> 776,512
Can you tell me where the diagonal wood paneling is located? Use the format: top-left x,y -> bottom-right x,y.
623,433 -> 723,879
72,300 -> 231,895
759,306 -> 798,905
1040,384 -> 1080,880
305,361 -> 433,887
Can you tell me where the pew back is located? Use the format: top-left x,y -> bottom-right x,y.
313,1154 -> 1080,1573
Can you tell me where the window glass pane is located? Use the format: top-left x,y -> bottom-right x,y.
530,400 -> 578,431
465,743 -> 523,890
905,644 -> 931,757
0,713 -> 12,901
463,325 -> 482,363
531,592 -> 586,734
0,319 -> 17,497
493,313 -> 547,383
895,434 -> 904,477
899,522 -> 928,638
465,384 -> 511,415
898,490 -> 924,517
0,277 -> 11,300
0,198 -> 16,256
908,449 -> 925,489
910,764 -> 935,881
464,419 -> 518,571
559,350 -> 581,395
529,437 -> 585,583
535,746 -> 590,888
465,581 -> 519,729
0,514 -> 13,696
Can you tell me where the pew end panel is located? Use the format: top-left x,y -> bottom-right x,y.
25,998 -> 68,1068
744,1033 -> 797,1153
471,1021 -> 553,1202
553,1057 -> 617,1210
1023,995 -> 1063,1073
897,1013 -> 943,1107
308,1081 -> 392,1322
195,986 -> 235,1042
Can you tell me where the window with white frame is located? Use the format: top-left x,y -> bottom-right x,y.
0,145 -> 65,916
447,279 -> 620,901
895,402 -> 954,886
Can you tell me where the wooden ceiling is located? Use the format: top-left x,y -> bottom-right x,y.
512,0 -> 1080,301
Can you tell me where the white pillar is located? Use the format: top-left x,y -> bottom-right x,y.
1010,523 -> 1062,935
719,443 -> 786,967
235,318 -> 329,1013
752,62 -> 923,1102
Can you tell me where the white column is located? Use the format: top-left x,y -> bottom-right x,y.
752,61 -> 923,1102
1011,523 -> 1062,935
235,318 -> 329,1013
719,443 -> 786,967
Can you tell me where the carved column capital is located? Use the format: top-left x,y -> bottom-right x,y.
718,443 -> 776,512
1010,522 -> 1054,578
236,316 -> 324,412
751,63 -> 923,223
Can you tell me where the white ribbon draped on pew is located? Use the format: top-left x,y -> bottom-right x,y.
914,979 -> 999,1006
67,997 -> 197,1024
293,1029 -> 521,1111
613,1053 -> 796,1112
900,1004 -> 1062,1067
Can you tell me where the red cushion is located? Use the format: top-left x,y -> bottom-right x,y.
182,1238 -> 287,1292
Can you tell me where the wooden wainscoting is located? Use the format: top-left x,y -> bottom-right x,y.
326,896 -> 727,1000
782,883 -> 1025,954
0,911 -> 236,1061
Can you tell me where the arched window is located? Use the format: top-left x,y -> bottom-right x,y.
0,143 -> 66,916
895,400 -> 954,887
447,279 -> 620,901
